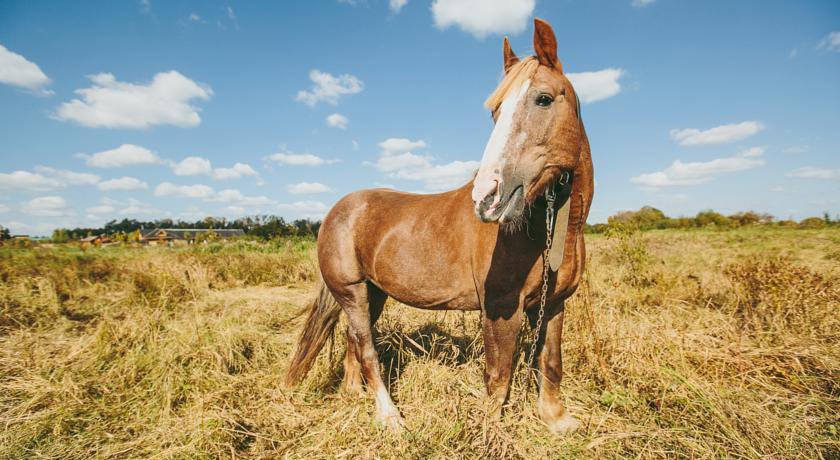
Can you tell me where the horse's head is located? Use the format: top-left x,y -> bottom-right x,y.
472,18 -> 584,224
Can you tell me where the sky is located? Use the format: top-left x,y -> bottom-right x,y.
0,0 -> 838,236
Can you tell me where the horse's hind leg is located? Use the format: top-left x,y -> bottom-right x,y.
536,308 -> 580,435
335,281 -> 403,430
342,282 -> 386,396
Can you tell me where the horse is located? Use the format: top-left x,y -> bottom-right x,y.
286,18 -> 594,435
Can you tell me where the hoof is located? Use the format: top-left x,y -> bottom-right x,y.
545,412 -> 581,435
376,411 -> 405,432
341,381 -> 365,397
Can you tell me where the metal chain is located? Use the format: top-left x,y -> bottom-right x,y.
523,187 -> 556,391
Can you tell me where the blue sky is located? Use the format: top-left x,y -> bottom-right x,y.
0,0 -> 838,235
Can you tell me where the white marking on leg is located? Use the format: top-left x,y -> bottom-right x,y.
374,385 -> 403,430
472,80 -> 531,206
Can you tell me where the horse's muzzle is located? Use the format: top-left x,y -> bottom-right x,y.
474,183 -> 524,223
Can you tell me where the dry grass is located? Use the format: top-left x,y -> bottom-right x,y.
1,228 -> 838,459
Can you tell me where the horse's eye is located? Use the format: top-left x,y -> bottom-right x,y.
536,94 -> 554,107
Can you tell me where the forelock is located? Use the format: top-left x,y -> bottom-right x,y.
483,57 -> 539,112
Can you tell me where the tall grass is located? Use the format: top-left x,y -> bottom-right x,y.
1,229 -> 837,458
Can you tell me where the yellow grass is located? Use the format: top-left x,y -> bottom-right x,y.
1,228 -> 838,459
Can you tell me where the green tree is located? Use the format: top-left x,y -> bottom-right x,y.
694,210 -> 733,228
0,225 -> 10,241
608,206 -> 669,231
51,228 -> 69,243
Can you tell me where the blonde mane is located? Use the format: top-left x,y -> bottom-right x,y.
484,56 -> 539,111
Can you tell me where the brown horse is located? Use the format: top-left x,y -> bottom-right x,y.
286,18 -> 594,435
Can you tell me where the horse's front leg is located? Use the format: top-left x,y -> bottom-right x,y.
536,308 -> 581,435
482,306 -> 523,418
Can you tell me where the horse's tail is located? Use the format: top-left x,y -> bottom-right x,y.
285,282 -> 342,387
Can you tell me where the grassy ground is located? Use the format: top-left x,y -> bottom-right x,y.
1,229 -> 838,459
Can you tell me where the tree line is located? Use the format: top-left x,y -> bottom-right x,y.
585,207 -> 837,233
41,216 -> 322,243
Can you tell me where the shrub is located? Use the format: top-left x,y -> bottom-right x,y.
798,217 -> 827,229
725,256 -> 839,342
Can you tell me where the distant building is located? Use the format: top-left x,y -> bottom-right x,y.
140,228 -> 245,245
79,235 -> 112,245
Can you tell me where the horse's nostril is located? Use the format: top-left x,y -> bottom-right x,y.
480,193 -> 496,209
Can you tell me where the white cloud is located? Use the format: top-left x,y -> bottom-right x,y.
169,156 -> 260,181
21,196 -> 69,217
187,12 -> 204,23
0,203 -> 9,214
171,156 -> 212,176
54,71 -> 212,129
567,68 -> 625,104
389,0 -> 408,13
210,189 -> 276,207
326,113 -> 349,129
787,166 -> 839,180
152,183 -> 275,211
287,182 -> 331,194
154,182 -> 215,198
371,150 -> 432,173
0,167 -> 101,192
736,146 -> 765,158
378,138 -> 428,154
631,152 -> 765,189
0,171 -> 62,191
782,145 -> 808,155
97,176 -> 148,191
669,121 -> 764,146
296,70 -> 363,106
33,166 -> 100,185
817,31 -> 840,52
0,44 -> 52,95
211,162 -> 259,180
631,0 -> 655,7
80,144 -> 162,168
393,160 -> 479,190
368,137 -> 479,190
431,0 -> 534,39
266,147 -> 339,166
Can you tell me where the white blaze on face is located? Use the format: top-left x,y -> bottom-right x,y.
472,80 -> 531,209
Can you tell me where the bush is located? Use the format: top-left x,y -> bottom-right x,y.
725,256 -> 839,342
798,217 -> 827,229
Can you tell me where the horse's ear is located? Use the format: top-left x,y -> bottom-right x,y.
533,18 -> 562,72
503,37 -> 519,73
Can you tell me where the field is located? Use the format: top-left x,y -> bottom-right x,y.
1,228 -> 838,459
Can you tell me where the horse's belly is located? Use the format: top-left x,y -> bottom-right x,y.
371,274 -> 479,312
